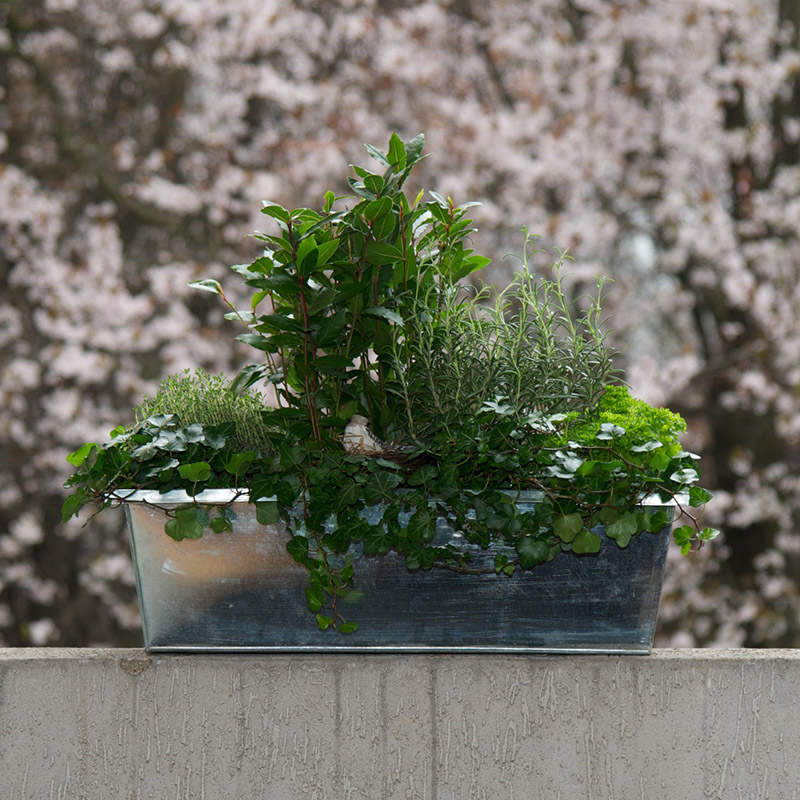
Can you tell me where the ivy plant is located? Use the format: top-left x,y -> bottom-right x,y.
63,133 -> 718,633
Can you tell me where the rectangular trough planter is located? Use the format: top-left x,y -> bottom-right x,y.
123,490 -> 673,654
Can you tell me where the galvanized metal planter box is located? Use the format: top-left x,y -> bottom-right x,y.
123,490 -> 673,654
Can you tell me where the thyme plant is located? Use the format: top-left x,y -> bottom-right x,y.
63,133 -> 718,633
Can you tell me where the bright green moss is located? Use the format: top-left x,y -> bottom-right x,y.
552,384 -> 687,457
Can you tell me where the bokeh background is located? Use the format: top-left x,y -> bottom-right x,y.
2,0 -> 800,647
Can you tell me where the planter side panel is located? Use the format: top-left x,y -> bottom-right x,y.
126,501 -> 672,653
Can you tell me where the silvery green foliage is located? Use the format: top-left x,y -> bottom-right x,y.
1,0 -> 799,646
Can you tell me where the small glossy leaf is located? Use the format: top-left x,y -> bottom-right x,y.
178,462 -> 212,483
66,442 -> 96,467
210,507 -> 234,534
516,536 -> 550,568
670,468 -> 699,485
164,506 -> 209,541
286,536 -> 310,563
260,201 -> 291,223
224,452 -> 255,477
388,133 -> 406,169
407,508 -> 436,542
316,614 -> 334,630
256,501 -> 280,525
553,513 -> 583,543
305,584 -> 325,612
698,527 -> 721,542
572,529 -> 602,554
338,621 -> 359,634
689,486 -> 713,507
605,512 -> 638,547
673,524 -> 694,555
364,306 -> 404,326
188,279 -> 224,296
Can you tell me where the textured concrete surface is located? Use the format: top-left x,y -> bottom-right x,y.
1,648 -> 799,799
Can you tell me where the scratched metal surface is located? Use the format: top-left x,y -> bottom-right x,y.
123,492 -> 672,653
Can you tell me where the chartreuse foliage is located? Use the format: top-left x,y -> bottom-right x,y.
63,133 -> 717,632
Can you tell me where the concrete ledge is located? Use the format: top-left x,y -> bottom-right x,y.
2,648 -> 799,799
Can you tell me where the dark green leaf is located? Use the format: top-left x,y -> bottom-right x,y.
164,506 -> 209,541
516,536 -> 550,568
286,535 -> 310,563
365,241 -> 403,265
572,529 -> 602,554
388,133 -> 406,169
260,201 -> 291,223
605,512 -> 638,547
407,508 -> 436,542
305,584 -> 325,612
256,501 -> 281,525
210,507 -> 234,534
178,462 -> 212,483
553,513 -> 583,543
364,306 -> 404,326
224,452 -> 255,477
363,471 -> 401,505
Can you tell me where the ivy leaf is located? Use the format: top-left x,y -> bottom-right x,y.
689,486 -> 713,507
286,535 -> 311,564
698,527 -> 721,542
596,423 -> 626,440
164,506 -> 209,541
305,584 -> 325,612
631,440 -> 662,453
178,461 -> 212,483
407,508 -> 436,542
338,621 -> 359,634
335,481 -> 361,510
407,464 -> 438,488
673,524 -> 694,555
553,513 -> 583,543
605,511 -> 638,547
643,509 -> 669,532
224,451 -> 255,477
670,468 -> 699,485
515,536 -> 550,568
61,492 -> 87,523
66,442 -> 97,467
362,524 -> 394,555
210,506 -> 235,534
316,614 -> 334,630
572,529 -> 602,554
363,470 -> 401,505
256,501 -> 281,525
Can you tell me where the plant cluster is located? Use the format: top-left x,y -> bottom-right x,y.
63,134 -> 718,633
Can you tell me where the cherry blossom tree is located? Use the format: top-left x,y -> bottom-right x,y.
1,0 -> 798,646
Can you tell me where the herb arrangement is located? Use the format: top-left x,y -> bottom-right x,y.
63,133 -> 717,633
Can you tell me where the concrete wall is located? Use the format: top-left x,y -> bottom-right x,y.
1,648 -> 798,799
